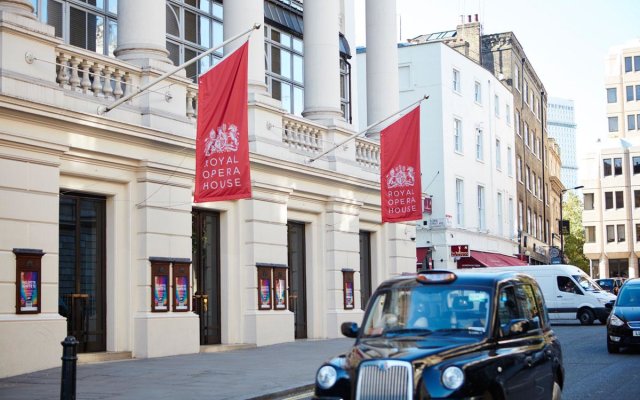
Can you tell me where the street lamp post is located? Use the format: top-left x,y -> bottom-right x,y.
560,185 -> 584,260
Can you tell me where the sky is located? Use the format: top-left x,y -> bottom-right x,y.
354,0 -> 640,177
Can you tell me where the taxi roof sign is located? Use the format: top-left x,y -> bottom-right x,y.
416,270 -> 457,284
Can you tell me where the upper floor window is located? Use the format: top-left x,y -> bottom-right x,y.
456,178 -> 464,226
474,81 -> 482,103
453,69 -> 461,93
454,118 -> 463,152
167,0 -> 224,81
584,193 -> 594,210
514,65 -> 520,91
633,156 -> 640,174
608,117 -> 619,132
494,95 -> 500,117
507,146 -> 513,176
585,226 -> 596,243
33,0 -> 119,56
614,158 -> 623,175
264,25 -> 305,116
607,88 -> 617,104
496,139 -> 502,170
516,156 -> 522,182
603,158 -> 612,176
476,129 -> 484,161
625,56 -> 633,73
506,104 -> 511,124
636,56 -> 640,72
477,185 -> 486,231
515,112 -> 521,136
628,114 -> 637,131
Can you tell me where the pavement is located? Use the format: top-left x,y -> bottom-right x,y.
0,338 -> 354,400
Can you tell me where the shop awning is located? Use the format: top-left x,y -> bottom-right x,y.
457,250 -> 528,268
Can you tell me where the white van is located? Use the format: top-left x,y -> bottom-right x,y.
468,264 -> 616,325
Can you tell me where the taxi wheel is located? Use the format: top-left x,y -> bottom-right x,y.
578,309 -> 595,325
552,380 -> 562,400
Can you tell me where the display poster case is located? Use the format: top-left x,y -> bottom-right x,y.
257,265 -> 272,310
342,269 -> 355,310
172,262 -> 191,312
273,266 -> 288,310
151,260 -> 170,312
13,249 -> 45,314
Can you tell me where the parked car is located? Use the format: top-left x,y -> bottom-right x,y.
606,277 -> 640,353
313,270 -> 564,400
475,264 -> 616,325
595,277 -> 625,295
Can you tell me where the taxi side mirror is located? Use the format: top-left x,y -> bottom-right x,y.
341,322 -> 359,338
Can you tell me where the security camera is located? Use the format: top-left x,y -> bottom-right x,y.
410,236 -> 416,241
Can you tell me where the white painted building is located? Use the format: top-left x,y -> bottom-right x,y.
0,0 -> 419,378
357,40 -> 519,270
582,39 -> 640,279
548,97 -> 579,190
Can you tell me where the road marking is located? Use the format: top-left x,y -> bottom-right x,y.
282,390 -> 313,400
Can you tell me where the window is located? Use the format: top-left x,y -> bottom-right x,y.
609,117 -> 619,132
507,147 -> 513,176
636,85 -> 640,101
340,58 -> 352,122
607,225 -> 615,243
525,166 -> 530,191
506,104 -> 511,124
616,191 -> 624,209
617,224 -> 626,242
625,56 -> 633,73
524,80 -> 529,104
476,129 -> 484,161
636,224 -> 640,242
515,112 -> 521,136
538,215 -> 543,240
454,118 -> 463,152
634,157 -> 640,174
496,139 -> 502,170
614,158 -> 623,175
167,0 -> 224,81
36,0 -> 118,57
453,69 -> 461,92
478,186 -> 486,230
629,114 -> 637,131
265,25 -> 305,115
636,190 -> 640,208
497,192 -> 503,236
627,86 -> 634,101
532,212 -> 537,239
584,193 -> 594,210
607,88 -> 617,104
636,56 -> 640,72
524,123 -> 529,147
509,198 -> 514,239
517,156 -> 522,182
527,208 -> 532,234
557,276 -> 580,295
603,159 -> 612,176
585,226 -> 596,243
474,81 -> 482,103
537,177 -> 542,199
518,200 -> 523,232
514,66 -> 520,91
605,192 -> 613,209
456,179 -> 464,226
494,95 -> 500,117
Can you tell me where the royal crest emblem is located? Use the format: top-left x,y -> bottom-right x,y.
385,165 -> 415,189
204,123 -> 240,156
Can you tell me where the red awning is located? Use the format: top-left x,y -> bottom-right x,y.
457,250 -> 528,268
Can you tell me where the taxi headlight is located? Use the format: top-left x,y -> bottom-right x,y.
609,313 -> 624,327
316,365 -> 337,389
442,366 -> 464,390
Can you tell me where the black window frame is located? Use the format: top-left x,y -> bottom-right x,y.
605,191 -> 613,209
634,156 -> 640,174
603,158 -> 612,176
614,158 -> 623,175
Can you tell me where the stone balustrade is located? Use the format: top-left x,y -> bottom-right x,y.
355,137 -> 380,169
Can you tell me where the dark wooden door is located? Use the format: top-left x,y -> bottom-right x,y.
287,221 -> 307,339
59,193 -> 106,353
359,231 -> 372,311
192,210 -> 221,345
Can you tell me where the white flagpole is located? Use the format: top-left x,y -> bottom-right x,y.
307,95 -> 428,163
98,23 -> 261,115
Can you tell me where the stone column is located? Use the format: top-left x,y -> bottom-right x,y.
0,0 -> 34,18
114,0 -> 171,67
629,253 -> 638,278
302,0 -> 342,122
599,256 -> 607,279
365,0 -> 399,128
224,0 -> 267,94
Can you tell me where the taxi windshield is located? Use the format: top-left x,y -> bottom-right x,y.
361,285 -> 491,338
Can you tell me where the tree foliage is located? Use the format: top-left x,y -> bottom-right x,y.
563,192 -> 588,273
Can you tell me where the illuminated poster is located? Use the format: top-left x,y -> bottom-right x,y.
275,278 -> 286,309
259,277 -> 271,309
20,271 -> 39,312
154,275 -> 168,311
175,276 -> 188,311
345,281 -> 354,309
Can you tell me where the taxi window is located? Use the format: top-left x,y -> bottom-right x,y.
498,284 -> 542,335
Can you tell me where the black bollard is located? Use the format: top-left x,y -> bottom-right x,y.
60,336 -> 78,400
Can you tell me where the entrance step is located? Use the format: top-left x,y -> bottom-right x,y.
78,351 -> 133,364
200,343 -> 256,353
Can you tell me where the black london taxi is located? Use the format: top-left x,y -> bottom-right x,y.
606,277 -> 640,353
313,270 -> 564,400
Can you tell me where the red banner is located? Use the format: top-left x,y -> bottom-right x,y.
380,106 -> 422,223
195,41 -> 251,203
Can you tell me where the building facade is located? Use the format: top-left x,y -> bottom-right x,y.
357,40 -> 520,269
548,97 -> 579,190
409,17 -> 560,264
0,0 -> 418,378
582,39 -> 640,279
